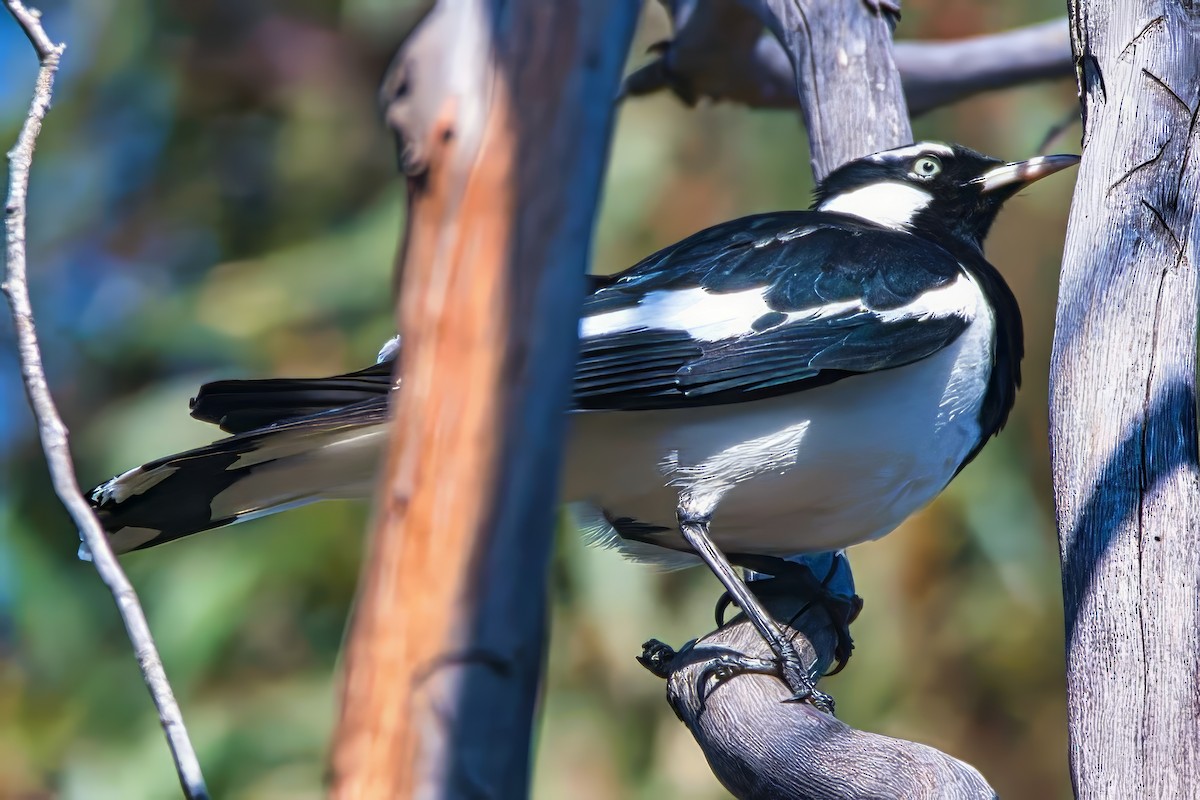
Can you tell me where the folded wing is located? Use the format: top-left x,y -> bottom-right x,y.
574,212 -> 975,410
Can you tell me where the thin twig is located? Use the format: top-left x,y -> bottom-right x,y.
2,3 -> 209,798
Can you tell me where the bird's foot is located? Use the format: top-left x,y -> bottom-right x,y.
685,644 -> 833,715
772,632 -> 836,713
675,512 -> 834,714
692,648 -> 776,714
717,554 -> 864,676
638,638 -> 680,679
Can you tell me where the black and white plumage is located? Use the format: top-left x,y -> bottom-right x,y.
87,143 -> 1078,565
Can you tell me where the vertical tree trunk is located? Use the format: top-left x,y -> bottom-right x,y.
329,2 -> 637,797
1052,3 -> 1200,796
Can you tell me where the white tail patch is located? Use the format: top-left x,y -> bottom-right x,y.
91,464 -> 179,505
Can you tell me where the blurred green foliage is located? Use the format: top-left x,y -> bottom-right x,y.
2,1 -> 1077,797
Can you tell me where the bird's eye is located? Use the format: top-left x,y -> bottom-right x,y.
911,156 -> 942,180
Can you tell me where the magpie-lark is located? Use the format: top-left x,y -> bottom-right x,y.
86,142 -> 1077,707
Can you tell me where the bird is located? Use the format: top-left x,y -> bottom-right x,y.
85,141 -> 1078,707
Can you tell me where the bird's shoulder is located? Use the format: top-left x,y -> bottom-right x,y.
584,211 -> 965,318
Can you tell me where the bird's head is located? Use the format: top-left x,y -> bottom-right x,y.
813,142 -> 1079,250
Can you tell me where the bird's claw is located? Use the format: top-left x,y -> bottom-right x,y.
693,649 -> 778,714
715,557 -> 863,677
776,644 -> 835,715
788,685 -> 837,715
685,644 -> 835,716
714,590 -> 736,628
638,638 -> 680,679
826,593 -> 864,676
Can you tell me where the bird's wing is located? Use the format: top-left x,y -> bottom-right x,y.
191,361 -> 393,434
191,212 -> 974,423
574,212 -> 975,410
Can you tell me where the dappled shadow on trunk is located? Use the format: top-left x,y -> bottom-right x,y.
1061,374 -> 1198,646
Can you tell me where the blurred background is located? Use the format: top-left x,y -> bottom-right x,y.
0,1 -> 1077,797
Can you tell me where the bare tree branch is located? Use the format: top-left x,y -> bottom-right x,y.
896,18 -> 1071,114
640,556 -> 997,800
1052,2 -> 1200,795
748,0 -> 912,176
2,3 -> 209,798
329,1 -> 638,796
623,2 -> 1071,118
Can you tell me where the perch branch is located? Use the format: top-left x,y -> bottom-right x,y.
640,555 -> 997,799
1,3 -> 209,798
622,2 -> 1071,118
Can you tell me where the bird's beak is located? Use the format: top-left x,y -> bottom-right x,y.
971,154 -> 1081,194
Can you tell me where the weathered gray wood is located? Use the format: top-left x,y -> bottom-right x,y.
330,2 -> 638,797
748,0 -> 911,176
1052,3 -> 1200,796
643,571 -> 1002,800
641,554 -> 997,799
624,2 -> 1071,119
896,19 -> 1070,115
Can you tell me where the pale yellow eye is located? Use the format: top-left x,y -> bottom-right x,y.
911,156 -> 942,180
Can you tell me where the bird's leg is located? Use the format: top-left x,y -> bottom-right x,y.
717,554 -> 864,675
677,511 -> 834,713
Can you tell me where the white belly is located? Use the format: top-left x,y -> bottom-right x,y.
562,310 -> 994,561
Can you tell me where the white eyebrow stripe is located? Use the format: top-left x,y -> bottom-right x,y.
868,142 -> 955,162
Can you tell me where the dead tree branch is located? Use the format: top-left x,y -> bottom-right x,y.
896,18 -> 1071,115
1,3 -> 208,798
643,556 -> 999,796
623,2 -> 1071,118
1051,2 -> 1200,795
640,556 -> 995,799
748,0 -> 911,175
329,1 -> 638,797
641,1 -> 997,794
